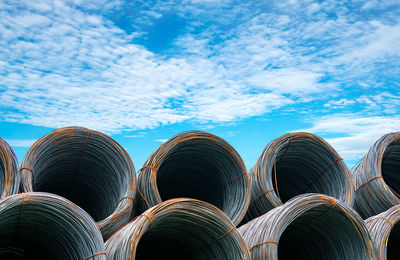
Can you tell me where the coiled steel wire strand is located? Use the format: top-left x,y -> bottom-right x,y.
19,126 -> 136,239
0,192 -> 106,260
366,205 -> 400,259
238,193 -> 376,260
353,132 -> 400,219
136,131 -> 250,225
242,132 -> 353,223
105,198 -> 250,260
0,137 -> 19,198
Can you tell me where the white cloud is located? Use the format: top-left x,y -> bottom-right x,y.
155,139 -> 168,143
5,139 -> 37,148
299,115 -> 400,160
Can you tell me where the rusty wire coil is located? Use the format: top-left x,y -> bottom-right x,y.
0,137 -> 19,198
242,132 -> 354,223
0,192 -> 106,259
353,132 -> 400,219
238,193 -> 376,260
365,205 -> 400,259
105,198 -> 250,259
136,131 -> 250,225
19,126 -> 136,239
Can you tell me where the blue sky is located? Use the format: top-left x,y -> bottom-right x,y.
1,0 -> 399,170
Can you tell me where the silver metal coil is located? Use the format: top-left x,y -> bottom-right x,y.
353,132 -> 400,219
365,205 -> 400,259
105,198 -> 250,259
239,193 -> 376,260
19,126 -> 136,239
0,192 -> 106,259
136,131 -> 250,225
243,132 -> 354,223
0,137 -> 19,198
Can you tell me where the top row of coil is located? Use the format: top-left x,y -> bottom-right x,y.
0,126 -> 399,239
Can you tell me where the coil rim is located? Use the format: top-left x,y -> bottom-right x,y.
0,137 -> 19,198
244,132 -> 354,222
136,130 -> 250,225
0,192 -> 106,259
19,126 -> 136,239
239,193 -> 376,260
366,204 -> 400,259
105,198 -> 250,260
353,132 -> 400,219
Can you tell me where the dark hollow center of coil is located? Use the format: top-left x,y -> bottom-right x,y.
382,142 -> 400,199
278,205 -> 367,259
135,214 -> 234,259
156,140 -> 241,211
0,205 -> 91,260
272,138 -> 347,203
31,133 -> 129,222
387,220 -> 400,259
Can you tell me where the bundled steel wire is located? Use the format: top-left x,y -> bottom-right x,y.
243,132 -> 353,223
19,126 -> 136,239
105,198 -> 250,259
353,132 -> 400,219
365,205 -> 400,259
238,193 -> 376,260
0,192 -> 106,259
0,137 -> 19,198
136,131 -> 250,225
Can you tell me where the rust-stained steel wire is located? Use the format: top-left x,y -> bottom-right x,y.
0,192 -> 106,259
238,193 -> 376,260
0,137 -> 19,199
353,132 -> 400,219
105,198 -> 250,259
365,205 -> 400,259
19,126 -> 136,239
243,132 -> 354,223
136,131 -> 250,225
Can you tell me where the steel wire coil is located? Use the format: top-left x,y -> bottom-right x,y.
243,132 -> 354,223
365,205 -> 400,259
353,132 -> 400,219
238,193 -> 376,260
19,126 -> 136,239
0,137 -> 19,198
136,131 -> 250,225
0,192 -> 106,259
105,198 -> 250,260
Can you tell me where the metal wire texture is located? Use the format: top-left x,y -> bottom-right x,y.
242,132 -> 354,223
19,126 -> 136,239
353,132 -> 400,219
0,137 -> 19,198
105,198 -> 250,260
365,205 -> 400,259
136,131 -> 250,225
0,192 -> 106,260
238,193 -> 376,260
